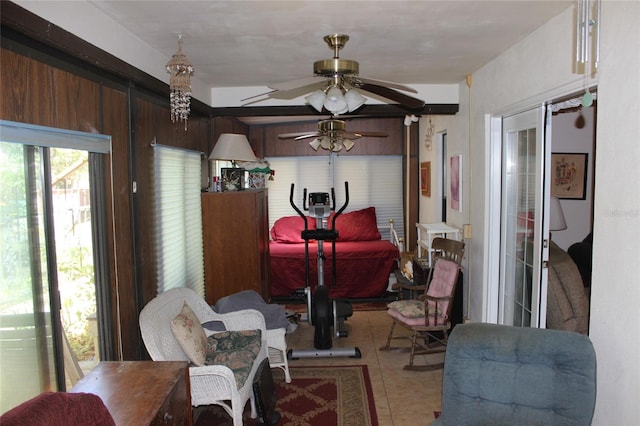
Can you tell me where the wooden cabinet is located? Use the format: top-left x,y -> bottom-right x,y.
70,361 -> 191,425
201,189 -> 270,304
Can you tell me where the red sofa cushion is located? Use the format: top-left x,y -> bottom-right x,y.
1,392 -> 115,426
331,207 -> 381,242
270,215 -> 316,243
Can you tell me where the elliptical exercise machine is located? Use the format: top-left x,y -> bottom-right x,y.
287,182 -> 361,359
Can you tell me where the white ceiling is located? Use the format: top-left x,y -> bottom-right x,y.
87,0 -> 573,92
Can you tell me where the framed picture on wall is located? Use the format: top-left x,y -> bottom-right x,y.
551,153 -> 588,199
450,154 -> 462,211
421,161 -> 431,197
221,167 -> 245,191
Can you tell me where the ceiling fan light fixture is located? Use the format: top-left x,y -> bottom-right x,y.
305,90 -> 326,112
343,138 -> 355,151
324,87 -> 347,113
332,141 -> 344,152
320,136 -> 332,150
344,89 -> 366,112
309,138 -> 322,151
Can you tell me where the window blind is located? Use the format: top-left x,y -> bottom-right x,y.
153,144 -> 205,297
265,155 -> 404,242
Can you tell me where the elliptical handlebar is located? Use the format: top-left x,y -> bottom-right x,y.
290,183 -> 307,226
331,182 -> 349,230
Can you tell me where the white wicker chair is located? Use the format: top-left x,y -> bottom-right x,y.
139,288 -> 268,426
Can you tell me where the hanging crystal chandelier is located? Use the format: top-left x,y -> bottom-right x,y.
165,35 -> 194,130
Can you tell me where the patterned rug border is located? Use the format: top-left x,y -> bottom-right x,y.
277,364 -> 378,426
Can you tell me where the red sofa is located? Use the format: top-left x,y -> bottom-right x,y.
269,207 -> 400,299
1,392 -> 115,426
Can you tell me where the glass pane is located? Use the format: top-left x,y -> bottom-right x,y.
50,148 -> 100,384
0,142 -> 56,413
501,124 -> 538,327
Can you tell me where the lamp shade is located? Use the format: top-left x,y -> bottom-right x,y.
549,196 -> 567,231
345,89 -> 366,112
324,87 -> 347,113
342,138 -> 355,151
319,136 -> 332,150
309,138 -> 321,151
209,133 -> 257,162
305,90 -> 326,112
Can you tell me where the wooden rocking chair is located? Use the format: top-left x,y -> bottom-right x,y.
380,240 -> 464,370
392,238 -> 464,301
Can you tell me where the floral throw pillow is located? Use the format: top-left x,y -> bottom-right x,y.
387,300 -> 425,318
170,302 -> 207,366
205,330 -> 262,389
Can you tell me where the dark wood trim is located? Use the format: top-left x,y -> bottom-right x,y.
212,103 -> 458,118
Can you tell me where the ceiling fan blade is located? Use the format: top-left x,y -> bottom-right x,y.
359,83 -> 425,109
294,133 -> 322,141
349,76 -> 418,94
277,132 -> 320,140
354,131 -> 388,138
340,132 -> 363,140
269,76 -> 326,91
342,131 -> 388,139
240,89 -> 277,103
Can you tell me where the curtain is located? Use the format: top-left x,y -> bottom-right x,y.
265,155 -> 404,241
153,144 -> 204,297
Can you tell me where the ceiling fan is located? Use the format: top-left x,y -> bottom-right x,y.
243,34 -> 425,113
278,118 -> 388,152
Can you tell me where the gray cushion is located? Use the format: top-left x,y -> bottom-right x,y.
208,290 -> 290,331
434,323 -> 596,426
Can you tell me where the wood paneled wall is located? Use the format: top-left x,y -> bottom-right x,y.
0,29 -> 225,360
1,43 -> 138,359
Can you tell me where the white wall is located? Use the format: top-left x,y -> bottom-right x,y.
418,115 -> 460,225
550,107 -> 595,251
458,3 -> 640,424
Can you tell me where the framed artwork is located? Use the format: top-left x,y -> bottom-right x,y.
420,161 -> 431,197
551,153 -> 588,199
450,154 -> 462,211
221,167 -> 245,191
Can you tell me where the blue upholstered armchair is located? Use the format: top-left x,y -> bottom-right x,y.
433,323 -> 596,425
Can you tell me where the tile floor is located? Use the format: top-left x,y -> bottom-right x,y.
283,308 -> 444,426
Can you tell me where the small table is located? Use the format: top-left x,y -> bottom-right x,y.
416,222 -> 462,266
70,361 -> 192,425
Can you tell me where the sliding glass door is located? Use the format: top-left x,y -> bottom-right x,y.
0,121 -> 111,413
0,142 -> 58,412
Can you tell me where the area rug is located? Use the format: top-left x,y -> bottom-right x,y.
194,365 -> 378,426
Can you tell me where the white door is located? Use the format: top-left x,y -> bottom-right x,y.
498,106 -> 550,327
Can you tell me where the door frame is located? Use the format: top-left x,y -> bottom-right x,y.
484,79 -> 594,324
0,120 -> 113,391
